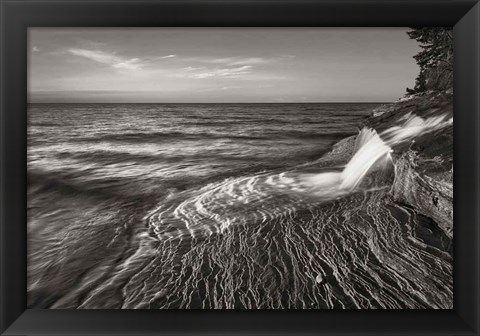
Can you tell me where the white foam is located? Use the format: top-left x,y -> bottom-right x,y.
146,113 -> 452,240
381,113 -> 452,145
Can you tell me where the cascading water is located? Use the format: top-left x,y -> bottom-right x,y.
28,106 -> 453,309
145,113 -> 452,242
304,113 -> 453,194
381,112 -> 453,145
102,113 -> 450,309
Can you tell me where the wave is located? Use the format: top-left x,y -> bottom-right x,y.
145,113 -> 452,242
382,113 -> 452,145
70,130 -> 357,144
29,121 -> 64,127
27,108 -> 453,309
144,128 -> 391,241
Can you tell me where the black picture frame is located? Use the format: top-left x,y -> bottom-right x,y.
1,0 -> 479,335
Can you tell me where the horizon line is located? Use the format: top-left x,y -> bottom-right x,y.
28,101 -> 393,104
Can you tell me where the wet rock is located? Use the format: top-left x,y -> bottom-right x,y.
361,89 -> 453,240
392,150 -> 453,239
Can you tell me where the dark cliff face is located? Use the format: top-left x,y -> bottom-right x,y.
392,150 -> 453,238
366,90 -> 453,131
366,91 -> 453,239
316,88 -> 453,240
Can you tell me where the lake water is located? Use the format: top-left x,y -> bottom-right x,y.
27,103 -> 452,309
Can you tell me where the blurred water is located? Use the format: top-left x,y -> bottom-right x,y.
27,103 -> 453,309
28,103 -> 374,199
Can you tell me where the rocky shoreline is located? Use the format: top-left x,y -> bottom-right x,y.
326,90 -> 453,242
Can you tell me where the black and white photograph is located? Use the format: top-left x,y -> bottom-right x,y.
27,27 -> 453,309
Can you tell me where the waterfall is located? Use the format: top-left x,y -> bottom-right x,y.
145,113 -> 453,241
340,128 -> 392,191
307,113 -> 452,195
381,113 -> 452,146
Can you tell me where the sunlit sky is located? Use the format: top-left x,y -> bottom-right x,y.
29,28 -> 420,103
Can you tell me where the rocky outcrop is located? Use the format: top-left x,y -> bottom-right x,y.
374,94 -> 453,240
319,88 -> 453,241
366,91 -> 453,132
391,150 -> 453,238
317,135 -> 356,165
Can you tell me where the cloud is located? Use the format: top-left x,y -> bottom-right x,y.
67,48 -> 178,71
175,65 -> 254,79
68,48 -> 144,71
195,85 -> 244,92
32,46 -> 40,52
183,56 -> 274,67
163,55 -> 296,80
183,66 -> 206,71
206,55 -> 295,66
66,48 -> 287,80
171,64 -> 287,81
220,86 -> 243,90
210,57 -> 269,66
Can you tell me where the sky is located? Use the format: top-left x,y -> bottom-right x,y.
29,28 -> 420,103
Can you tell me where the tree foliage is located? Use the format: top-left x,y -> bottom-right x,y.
407,27 -> 453,93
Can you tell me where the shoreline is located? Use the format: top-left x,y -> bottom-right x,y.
319,91 -> 453,240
